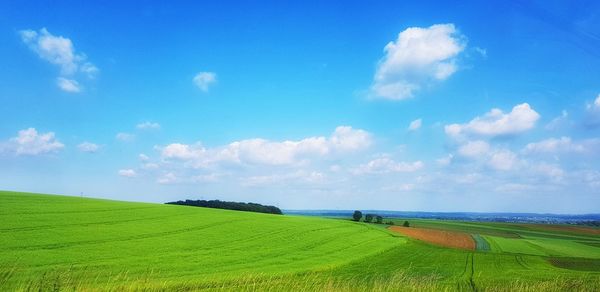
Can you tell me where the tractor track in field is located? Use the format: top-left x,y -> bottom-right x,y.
515,255 -> 529,269
0,206 -> 162,216
0,219 -> 246,251
0,214 -> 191,232
457,253 -> 477,291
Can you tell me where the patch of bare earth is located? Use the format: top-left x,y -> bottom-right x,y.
389,226 -> 476,250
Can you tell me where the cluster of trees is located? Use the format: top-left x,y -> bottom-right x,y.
352,211 -> 384,224
166,199 -> 282,215
352,211 -> 410,227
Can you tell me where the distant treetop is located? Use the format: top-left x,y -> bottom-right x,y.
166,199 -> 282,215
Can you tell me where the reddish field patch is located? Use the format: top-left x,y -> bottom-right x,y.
389,226 -> 475,250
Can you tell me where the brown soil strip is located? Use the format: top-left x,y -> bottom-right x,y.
389,226 -> 476,250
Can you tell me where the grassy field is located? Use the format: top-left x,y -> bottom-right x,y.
1,191 -> 600,291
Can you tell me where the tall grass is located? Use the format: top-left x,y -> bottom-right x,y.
2,266 -> 600,292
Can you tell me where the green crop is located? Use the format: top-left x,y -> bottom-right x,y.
1,191 -> 599,291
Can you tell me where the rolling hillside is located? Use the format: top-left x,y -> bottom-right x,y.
0,191 -> 402,290
1,191 -> 599,291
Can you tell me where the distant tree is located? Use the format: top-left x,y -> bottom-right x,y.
386,221 -> 395,225
165,199 -> 282,215
352,210 -> 363,222
375,215 -> 383,224
365,214 -> 374,223
403,220 -> 410,227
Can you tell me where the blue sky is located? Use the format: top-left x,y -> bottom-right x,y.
1,1 -> 600,213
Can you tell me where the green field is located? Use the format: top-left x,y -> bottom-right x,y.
1,191 -> 600,291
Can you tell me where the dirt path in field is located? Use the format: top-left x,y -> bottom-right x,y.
389,226 -> 476,250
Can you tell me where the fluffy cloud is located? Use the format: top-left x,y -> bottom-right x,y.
77,142 -> 100,153
4,128 -> 64,156
450,139 -> 521,171
445,103 -> 540,139
193,72 -> 217,92
354,157 -> 424,175
457,140 -> 490,158
116,132 -> 134,142
487,149 -> 518,171
408,118 -> 422,131
160,126 -> 372,168
136,121 -> 161,130
118,169 -> 137,178
20,28 -> 98,92
370,24 -> 466,100
241,170 -> 325,187
523,137 -> 584,154
56,77 -> 81,93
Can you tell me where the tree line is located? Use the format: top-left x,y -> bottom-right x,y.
352,210 -> 410,227
166,199 -> 283,215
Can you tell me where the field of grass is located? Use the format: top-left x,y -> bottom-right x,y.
1,191 -> 600,291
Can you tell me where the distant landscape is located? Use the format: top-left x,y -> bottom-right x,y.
285,210 -> 600,225
1,191 -> 599,291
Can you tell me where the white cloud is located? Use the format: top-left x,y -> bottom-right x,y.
160,126 -> 372,167
118,169 -> 137,178
545,110 -> 568,130
193,72 -> 217,92
80,62 -> 99,78
328,126 -> 372,152
589,94 -> 600,110
474,47 -> 487,58
354,157 -> 424,174
157,172 -> 177,184
56,77 -> 81,93
449,139 -> 524,171
487,149 -> 518,171
136,121 -> 160,130
457,140 -> 490,158
370,24 -> 466,100
20,28 -> 98,92
436,154 -> 453,166
161,143 -> 203,160
241,170 -> 325,187
139,154 -> 150,161
116,132 -> 134,142
585,94 -> 600,127
532,162 -> 564,180
4,128 -> 64,156
408,118 -> 422,131
192,173 -> 222,183
142,163 -> 159,170
77,142 -> 99,153
523,137 -> 585,154
445,103 -> 540,139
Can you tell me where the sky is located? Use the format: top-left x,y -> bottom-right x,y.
1,1 -> 600,213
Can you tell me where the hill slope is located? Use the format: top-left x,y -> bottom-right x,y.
0,191 -> 401,289
2,191 -> 600,291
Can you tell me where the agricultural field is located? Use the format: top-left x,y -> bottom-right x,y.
1,191 -> 600,291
